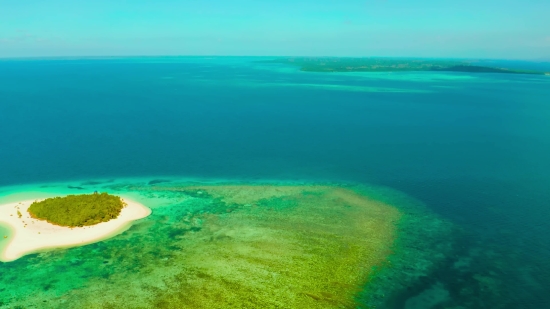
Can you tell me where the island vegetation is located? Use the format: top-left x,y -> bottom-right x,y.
28,192 -> 126,227
261,57 -> 548,75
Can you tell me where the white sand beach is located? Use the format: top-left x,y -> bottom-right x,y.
0,197 -> 151,262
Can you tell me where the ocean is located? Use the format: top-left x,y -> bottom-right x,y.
0,57 -> 549,308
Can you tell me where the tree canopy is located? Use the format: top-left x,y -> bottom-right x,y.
28,193 -> 126,227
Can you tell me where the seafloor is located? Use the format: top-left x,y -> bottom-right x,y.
0,179 -> 454,308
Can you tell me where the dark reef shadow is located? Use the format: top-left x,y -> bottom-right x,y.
148,179 -> 172,185
80,179 -> 116,186
67,186 -> 86,190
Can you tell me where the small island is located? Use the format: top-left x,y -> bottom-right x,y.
29,192 -> 126,227
261,57 -> 549,75
0,193 -> 151,262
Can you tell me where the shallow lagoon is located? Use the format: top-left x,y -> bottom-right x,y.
0,178 -> 453,308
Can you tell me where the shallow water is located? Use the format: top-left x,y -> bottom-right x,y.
0,179 -> 452,308
1,57 -> 549,308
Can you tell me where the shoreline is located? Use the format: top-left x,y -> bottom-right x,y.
0,197 -> 151,262
0,223 -> 13,259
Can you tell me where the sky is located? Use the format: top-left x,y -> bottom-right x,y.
0,0 -> 549,59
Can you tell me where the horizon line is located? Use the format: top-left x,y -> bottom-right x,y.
1,55 -> 549,62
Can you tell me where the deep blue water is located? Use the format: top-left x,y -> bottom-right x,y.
1,57 -> 549,308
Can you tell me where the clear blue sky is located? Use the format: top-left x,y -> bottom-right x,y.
0,0 -> 549,59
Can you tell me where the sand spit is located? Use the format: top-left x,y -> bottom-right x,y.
0,197 -> 151,262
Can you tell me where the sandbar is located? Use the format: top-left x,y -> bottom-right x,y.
0,197 -> 151,262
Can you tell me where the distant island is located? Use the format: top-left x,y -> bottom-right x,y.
28,192 -> 126,227
262,57 -> 549,75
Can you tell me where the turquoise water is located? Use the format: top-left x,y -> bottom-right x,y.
0,179 -> 452,308
1,57 -> 549,308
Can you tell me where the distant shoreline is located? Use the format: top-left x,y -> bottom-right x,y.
261,58 -> 549,75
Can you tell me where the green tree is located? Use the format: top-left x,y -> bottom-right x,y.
28,193 -> 126,227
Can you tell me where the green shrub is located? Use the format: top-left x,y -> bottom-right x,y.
28,193 -> 126,227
